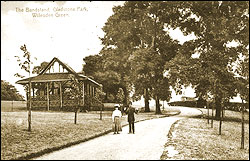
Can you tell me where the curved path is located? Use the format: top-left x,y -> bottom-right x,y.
33,106 -> 202,160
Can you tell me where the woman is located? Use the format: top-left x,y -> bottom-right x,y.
112,104 -> 122,134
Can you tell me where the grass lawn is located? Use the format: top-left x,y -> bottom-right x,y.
161,108 -> 249,160
1,108 -> 179,160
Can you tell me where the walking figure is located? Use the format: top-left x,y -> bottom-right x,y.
125,105 -> 138,134
112,104 -> 122,134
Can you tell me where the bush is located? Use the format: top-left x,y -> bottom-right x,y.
224,102 -> 249,112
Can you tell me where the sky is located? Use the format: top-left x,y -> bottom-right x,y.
2,1 -> 240,103
2,1 -> 125,98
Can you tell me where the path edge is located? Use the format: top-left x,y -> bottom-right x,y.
13,111 -> 181,160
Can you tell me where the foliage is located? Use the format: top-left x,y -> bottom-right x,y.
68,74 -> 82,123
165,1 -> 249,118
107,93 -> 115,103
14,44 -> 37,131
14,44 -> 38,94
1,80 -> 24,101
116,88 -> 125,103
234,52 -> 249,103
168,101 -> 197,108
14,44 -> 37,77
100,1 -> 181,113
68,74 -> 82,107
32,61 -> 49,74
82,55 -> 103,77
82,54 -> 122,103
94,87 -> 106,103
84,1 -> 248,116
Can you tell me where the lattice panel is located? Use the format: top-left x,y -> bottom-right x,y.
63,100 -> 77,107
50,101 -> 60,107
32,95 -> 46,101
31,101 -> 47,108
50,95 -> 60,101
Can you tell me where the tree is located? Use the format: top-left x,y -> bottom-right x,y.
94,87 -> 105,120
116,88 -> 125,104
99,2 -> 146,106
32,61 -> 49,74
234,53 -> 249,103
69,74 -> 81,124
1,80 -> 25,101
165,1 -> 249,119
101,1 -> 180,113
82,55 -> 102,76
14,44 -> 37,131
82,54 -> 123,103
94,71 -> 121,102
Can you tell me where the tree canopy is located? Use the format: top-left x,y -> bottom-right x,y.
1,80 -> 24,101
165,1 -> 249,118
32,61 -> 49,74
82,1 -> 249,115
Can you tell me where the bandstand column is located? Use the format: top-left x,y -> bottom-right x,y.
60,82 -> 63,109
47,82 -> 50,111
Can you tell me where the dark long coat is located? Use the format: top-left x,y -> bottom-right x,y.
126,107 -> 137,122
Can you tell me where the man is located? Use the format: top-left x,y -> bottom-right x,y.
125,105 -> 138,134
112,104 -> 122,134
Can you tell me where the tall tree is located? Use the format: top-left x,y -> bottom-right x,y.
82,54 -> 123,103
165,1 -> 249,119
101,1 -> 180,113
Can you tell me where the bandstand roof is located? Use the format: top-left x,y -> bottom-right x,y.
16,57 -> 101,87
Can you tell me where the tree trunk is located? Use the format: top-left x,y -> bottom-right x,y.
100,104 -> 103,120
241,99 -> 245,149
155,96 -> 161,114
74,99 -> 79,124
215,96 -> 222,120
122,86 -> 128,106
28,80 -> 32,131
105,91 -> 108,102
74,110 -> 77,124
207,101 -> 209,124
211,102 -> 214,128
144,88 -> 150,112
219,101 -> 223,135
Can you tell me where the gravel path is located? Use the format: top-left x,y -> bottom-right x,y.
33,106 -> 202,160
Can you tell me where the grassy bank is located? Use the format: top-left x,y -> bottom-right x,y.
1,108 -> 179,160
161,109 -> 249,160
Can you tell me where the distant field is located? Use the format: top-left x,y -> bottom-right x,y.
1,101 -> 27,112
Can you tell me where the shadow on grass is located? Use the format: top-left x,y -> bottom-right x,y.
203,116 -> 249,123
189,109 -> 249,123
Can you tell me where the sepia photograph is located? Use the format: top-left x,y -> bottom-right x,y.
1,1 -> 249,160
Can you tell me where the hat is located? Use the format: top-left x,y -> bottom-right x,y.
114,104 -> 120,107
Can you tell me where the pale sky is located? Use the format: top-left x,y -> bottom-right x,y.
1,1 -> 218,102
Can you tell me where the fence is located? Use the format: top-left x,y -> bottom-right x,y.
1,100 -> 27,112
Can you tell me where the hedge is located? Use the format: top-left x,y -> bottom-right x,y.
168,101 -> 249,112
